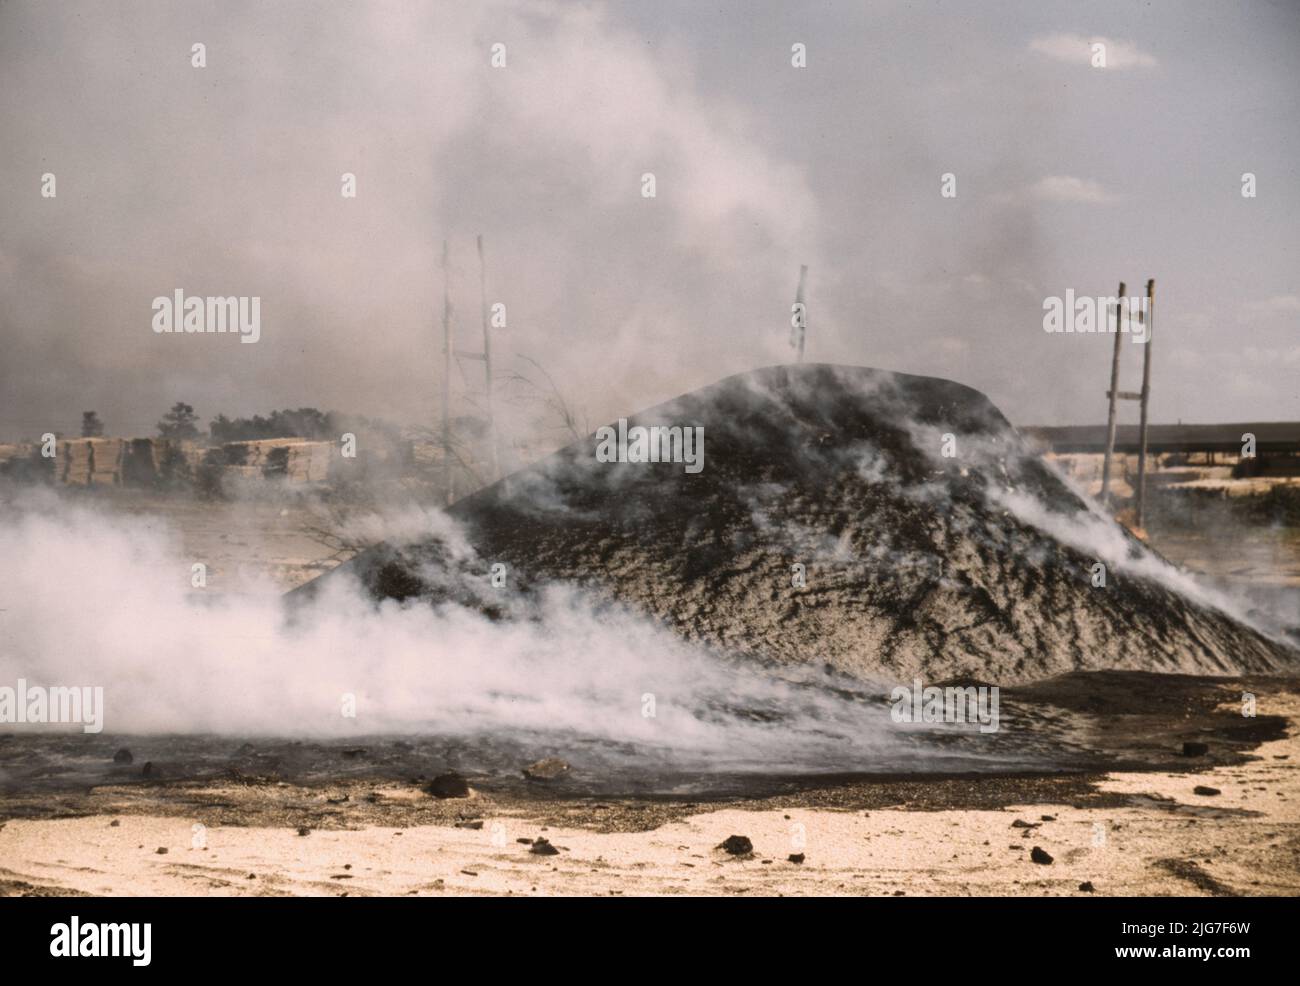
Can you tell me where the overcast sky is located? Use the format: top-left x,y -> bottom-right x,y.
1,0 -> 1297,442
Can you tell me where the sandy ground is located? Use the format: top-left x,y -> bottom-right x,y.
3,694 -> 1296,898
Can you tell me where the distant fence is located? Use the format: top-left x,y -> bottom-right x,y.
1023,422 -> 1300,456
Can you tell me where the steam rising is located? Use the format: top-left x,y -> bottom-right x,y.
1,489 -> 974,773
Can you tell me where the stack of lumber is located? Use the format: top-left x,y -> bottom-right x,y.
0,443 -> 32,467
221,438 -> 331,483
286,441 -> 332,482
57,438 -> 126,486
121,438 -> 160,485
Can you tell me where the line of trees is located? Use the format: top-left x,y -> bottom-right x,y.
209,407 -> 340,443
139,403 -> 342,442
78,404 -> 349,442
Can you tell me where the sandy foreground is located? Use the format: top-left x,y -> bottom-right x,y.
3,697 -> 1297,898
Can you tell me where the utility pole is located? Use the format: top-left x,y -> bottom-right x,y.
441,240 -> 454,506
792,264 -> 808,362
1100,281 -> 1126,503
441,237 -> 502,500
477,234 -> 500,480
1135,278 -> 1155,527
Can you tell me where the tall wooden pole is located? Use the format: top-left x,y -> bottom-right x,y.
477,234 -> 500,481
1135,278 -> 1155,527
442,240 -> 454,506
1100,281 -> 1126,504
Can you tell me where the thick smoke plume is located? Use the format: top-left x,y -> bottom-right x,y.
2,488 -> 1002,774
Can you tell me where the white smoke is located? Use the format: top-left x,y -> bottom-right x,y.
0,489 -> 1016,773
997,462 -> 1299,645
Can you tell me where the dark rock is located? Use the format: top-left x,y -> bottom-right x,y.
426,772 -> 470,798
455,820 -> 484,830
109,819 -> 120,827
1183,742 -> 1210,757
1040,815 -> 1056,822
1030,846 -> 1053,864
530,838 -> 560,856
1193,785 -> 1221,796
1011,819 -> 1040,829
112,748 -> 133,764
141,761 -> 155,777
522,757 -> 570,781
155,847 -> 168,855
1078,881 -> 1095,892
719,835 -> 753,856
788,853 -> 805,864
297,827 -> 311,836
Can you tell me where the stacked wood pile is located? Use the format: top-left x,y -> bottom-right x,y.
0,443 -> 34,468
57,438 -> 127,486
219,438 -> 332,483
0,437 -> 332,487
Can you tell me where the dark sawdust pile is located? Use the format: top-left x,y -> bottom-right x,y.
296,364 -> 1295,684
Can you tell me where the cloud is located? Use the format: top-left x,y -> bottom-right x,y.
1245,295 -> 1300,316
1029,33 -> 1157,69
1028,175 -> 1118,204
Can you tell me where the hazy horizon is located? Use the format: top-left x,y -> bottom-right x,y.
2,0 -> 1297,443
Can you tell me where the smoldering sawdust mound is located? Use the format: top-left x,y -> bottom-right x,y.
297,364 -> 1296,684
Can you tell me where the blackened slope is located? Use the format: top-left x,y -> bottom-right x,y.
303,364 -> 1294,683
